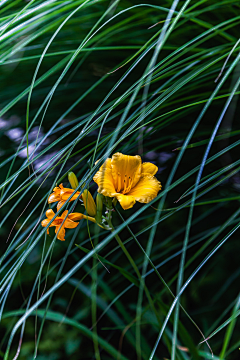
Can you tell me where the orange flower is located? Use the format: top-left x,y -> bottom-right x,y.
93,152 -> 161,210
48,184 -> 82,211
41,209 -> 83,241
41,209 -> 96,241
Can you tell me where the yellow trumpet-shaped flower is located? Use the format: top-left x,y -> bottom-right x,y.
93,152 -> 162,210
48,184 -> 82,211
41,209 -> 83,241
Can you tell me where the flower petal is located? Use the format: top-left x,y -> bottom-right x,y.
102,158 -> 112,169
68,213 -> 84,221
142,162 -> 158,176
94,158 -> 112,177
93,167 -> 116,197
57,200 -> 65,212
115,193 -> 136,210
61,210 -> 69,219
55,226 -> 66,241
60,189 -> 81,201
65,219 -> 79,229
48,192 -> 61,204
46,209 -> 55,219
41,219 -> 51,227
111,153 -> 142,192
128,175 -> 161,203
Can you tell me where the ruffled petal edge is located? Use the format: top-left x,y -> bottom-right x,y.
127,175 -> 161,203
141,162 -> 158,176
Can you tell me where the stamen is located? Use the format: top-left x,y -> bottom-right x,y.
117,172 -> 122,192
122,175 -> 127,194
122,175 -> 133,194
124,176 -> 133,193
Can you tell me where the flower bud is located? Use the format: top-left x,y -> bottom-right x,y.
95,193 -> 104,224
82,189 -> 97,217
68,172 -> 79,190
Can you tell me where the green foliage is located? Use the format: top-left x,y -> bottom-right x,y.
1,0 -> 240,359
